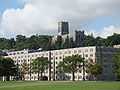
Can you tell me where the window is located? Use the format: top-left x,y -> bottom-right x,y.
90,59 -> 94,63
56,62 -> 58,64
104,65 -> 108,68
24,60 -> 27,62
56,67 -> 58,69
56,57 -> 58,60
78,76 -> 82,79
85,49 -> 88,52
46,53 -> 48,56
59,56 -> 62,59
78,50 -> 81,53
90,54 -> 93,57
64,51 -> 67,54
74,50 -> 77,53
51,53 -> 53,55
13,53 -> 16,55
17,52 -> 19,54
86,70 -> 89,73
90,48 -> 93,52
59,52 -> 62,55
68,51 -> 71,54
85,54 -> 88,57
56,52 -> 58,55
51,57 -> 53,60
9,53 -> 12,55
79,70 -> 82,73
42,54 -> 44,56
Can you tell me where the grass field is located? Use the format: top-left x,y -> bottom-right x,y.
0,81 -> 120,90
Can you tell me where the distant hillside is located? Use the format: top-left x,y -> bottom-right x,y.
0,33 -> 120,50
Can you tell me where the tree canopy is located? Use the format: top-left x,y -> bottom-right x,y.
0,33 -> 120,51
57,55 -> 83,81
87,63 -> 102,80
114,52 -> 120,80
0,57 -> 17,81
31,57 -> 50,80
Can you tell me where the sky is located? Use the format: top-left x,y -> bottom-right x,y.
0,0 -> 120,38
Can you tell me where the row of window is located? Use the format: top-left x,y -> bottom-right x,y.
54,48 -> 94,55
25,75 -> 89,80
14,59 -> 30,63
14,54 -> 94,65
9,48 -> 94,57
8,51 -> 27,55
11,52 -> 94,61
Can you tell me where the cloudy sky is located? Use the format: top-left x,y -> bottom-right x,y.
0,0 -> 120,38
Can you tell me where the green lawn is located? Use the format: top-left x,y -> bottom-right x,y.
0,81 -> 120,90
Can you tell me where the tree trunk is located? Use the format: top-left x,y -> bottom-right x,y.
29,64 -> 32,80
23,74 -> 25,81
30,72 -> 31,80
93,75 -> 97,81
94,75 -> 97,81
3,76 -> 5,81
38,71 -> 40,80
6,76 -> 10,81
40,71 -> 43,80
72,72 -> 75,81
83,59 -> 85,81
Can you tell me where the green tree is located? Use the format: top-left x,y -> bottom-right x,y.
95,37 -> 106,46
113,52 -> 120,80
106,33 -> 120,46
0,57 -> 17,81
31,57 -> 49,80
63,35 -> 71,49
15,35 -> 27,50
55,35 -> 63,49
84,35 -> 96,46
58,55 -> 83,81
9,38 -> 16,49
21,62 -> 29,80
87,63 -> 102,81
0,38 -> 11,50
56,61 -> 66,80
